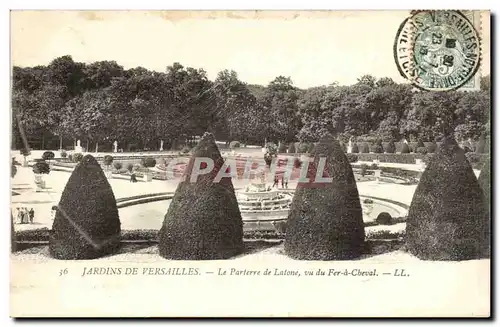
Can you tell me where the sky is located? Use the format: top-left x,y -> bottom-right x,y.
10,10 -> 490,88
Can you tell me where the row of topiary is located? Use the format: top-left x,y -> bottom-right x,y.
12,132 -> 490,261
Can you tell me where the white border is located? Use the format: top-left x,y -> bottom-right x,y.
2,0 -> 497,325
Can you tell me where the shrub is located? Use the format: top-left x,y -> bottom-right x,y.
72,153 -> 83,163
229,141 -> 241,149
415,140 -> 425,150
141,157 -> 157,168
11,213 -> 16,252
363,198 -> 374,204
33,161 -> 50,174
42,151 -> 55,162
475,135 -> 486,153
360,143 -> 370,153
375,212 -> 393,225
103,155 -> 114,166
422,154 -> 434,165
20,148 -> 31,157
277,142 -> 287,153
297,143 -> 308,153
405,136 -> 489,260
416,147 -> 428,155
126,163 -> 134,173
346,153 -> 358,163
371,140 -> 383,153
360,164 -> 369,177
401,143 -> 410,154
49,154 -> 121,259
351,143 -> 359,153
158,132 -> 244,260
285,135 -> 365,260
384,141 -> 396,153
287,143 -> 296,154
113,162 -> 123,170
265,142 -> 278,156
370,163 -> 379,170
426,141 -> 437,153
181,145 -> 191,154
60,150 -> 67,158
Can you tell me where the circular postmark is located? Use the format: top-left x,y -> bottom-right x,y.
394,10 -> 481,91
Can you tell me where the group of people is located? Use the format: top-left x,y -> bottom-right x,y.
272,175 -> 288,189
15,207 -> 34,224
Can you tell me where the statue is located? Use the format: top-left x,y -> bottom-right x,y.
113,141 -> 118,153
160,139 -> 164,151
347,136 -> 353,153
75,139 -> 83,153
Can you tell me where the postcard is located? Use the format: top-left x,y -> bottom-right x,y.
10,10 -> 491,317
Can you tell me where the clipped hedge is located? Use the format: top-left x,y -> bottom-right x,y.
158,132 -> 244,260
405,137 -> 489,260
285,135 -> 365,260
229,141 -> 241,149
49,154 -> 121,259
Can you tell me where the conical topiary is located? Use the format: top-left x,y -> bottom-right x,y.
477,156 -> 491,257
49,154 -> 121,259
159,132 -> 244,260
285,135 -> 365,260
11,212 -> 16,253
405,136 -> 489,260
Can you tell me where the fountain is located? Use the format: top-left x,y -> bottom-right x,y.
236,171 -> 293,232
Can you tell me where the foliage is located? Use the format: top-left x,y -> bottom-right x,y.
229,141 -> 241,149
285,135 -> 365,260
33,160 -> 50,174
141,157 -> 157,168
370,163 -> 379,170
360,143 -> 370,153
265,142 -> 278,156
103,155 -> 114,166
158,133 -> 243,259
360,164 -> 369,177
426,141 -> 437,153
401,143 -> 410,154
49,154 -> 121,259
11,56 -> 489,155
60,150 -> 67,158
296,142 -> 309,153
20,148 -> 31,156
72,152 -> 83,163
416,147 -> 428,155
371,140 -> 383,153
375,212 -> 393,225
278,142 -> 287,153
113,162 -> 123,170
405,137 -> 489,260
126,163 -> 134,173
346,153 -> 358,163
42,151 -> 55,161
384,140 -> 396,153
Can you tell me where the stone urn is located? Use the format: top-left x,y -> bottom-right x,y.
143,172 -> 153,182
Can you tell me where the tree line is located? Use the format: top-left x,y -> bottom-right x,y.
11,55 -> 491,151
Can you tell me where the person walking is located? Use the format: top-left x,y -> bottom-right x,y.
284,177 -> 288,189
281,176 -> 285,188
272,175 -> 279,188
29,208 -> 35,224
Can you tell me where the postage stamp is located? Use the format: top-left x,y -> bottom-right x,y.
394,10 -> 482,91
9,10 -> 490,318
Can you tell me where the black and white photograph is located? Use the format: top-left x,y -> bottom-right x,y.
9,9 -> 491,317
